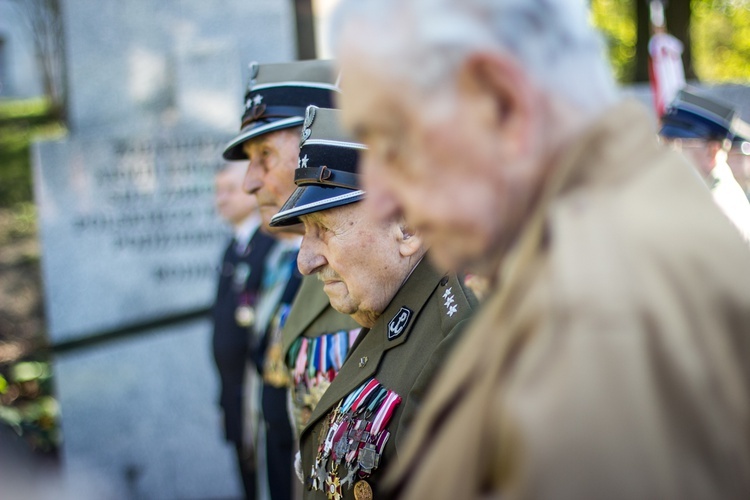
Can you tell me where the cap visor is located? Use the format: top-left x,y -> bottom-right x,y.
222,116 -> 305,160
270,185 -> 365,227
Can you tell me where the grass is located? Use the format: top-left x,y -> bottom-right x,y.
0,98 -> 61,456
0,98 -> 66,208
0,97 -> 48,120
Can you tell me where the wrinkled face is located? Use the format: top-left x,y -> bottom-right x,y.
297,202 -> 413,327
242,128 -> 301,232
338,54 -> 527,272
215,165 -> 258,226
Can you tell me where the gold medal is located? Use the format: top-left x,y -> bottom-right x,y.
325,470 -> 343,500
353,480 -> 373,500
318,418 -> 331,450
262,344 -> 291,387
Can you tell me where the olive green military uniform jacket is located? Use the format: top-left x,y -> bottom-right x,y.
282,275 -> 361,434
300,257 -> 477,499
386,101 -> 750,499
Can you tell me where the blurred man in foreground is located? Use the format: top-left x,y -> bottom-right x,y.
331,0 -> 750,498
270,106 -> 476,499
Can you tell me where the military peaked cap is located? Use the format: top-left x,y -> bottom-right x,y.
659,89 -> 736,141
270,106 -> 365,227
223,60 -> 340,160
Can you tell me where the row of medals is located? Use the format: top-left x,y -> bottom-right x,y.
289,331 -> 357,430
309,384 -> 399,500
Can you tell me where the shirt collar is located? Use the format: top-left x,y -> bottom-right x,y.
234,213 -> 263,248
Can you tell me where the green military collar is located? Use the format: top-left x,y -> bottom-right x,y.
366,256 -> 441,349
301,256 -> 444,436
281,275 -> 330,355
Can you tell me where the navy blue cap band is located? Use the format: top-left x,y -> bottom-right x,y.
294,166 -> 360,189
241,86 -> 337,128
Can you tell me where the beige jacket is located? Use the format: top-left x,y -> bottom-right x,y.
386,101 -> 750,499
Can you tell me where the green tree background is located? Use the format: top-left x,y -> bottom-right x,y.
591,0 -> 750,83
591,0 -> 638,82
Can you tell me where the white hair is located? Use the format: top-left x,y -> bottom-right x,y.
330,0 -> 618,112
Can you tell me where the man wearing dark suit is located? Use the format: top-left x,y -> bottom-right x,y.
212,162 -> 276,500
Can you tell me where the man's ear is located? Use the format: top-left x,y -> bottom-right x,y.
456,51 -> 534,156
398,222 -> 423,258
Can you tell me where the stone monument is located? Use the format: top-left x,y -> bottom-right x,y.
32,1 -> 295,497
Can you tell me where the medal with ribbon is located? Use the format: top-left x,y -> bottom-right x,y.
312,377 -> 402,499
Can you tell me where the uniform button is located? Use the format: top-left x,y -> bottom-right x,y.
439,276 -> 449,286
359,356 -> 368,368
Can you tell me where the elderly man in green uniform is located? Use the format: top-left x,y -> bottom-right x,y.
330,0 -> 750,499
222,60 -> 359,499
269,105 -> 477,500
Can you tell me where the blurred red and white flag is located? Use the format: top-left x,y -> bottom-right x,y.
648,32 -> 686,117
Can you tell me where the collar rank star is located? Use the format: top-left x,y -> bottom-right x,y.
387,307 -> 412,340
442,287 -> 458,317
